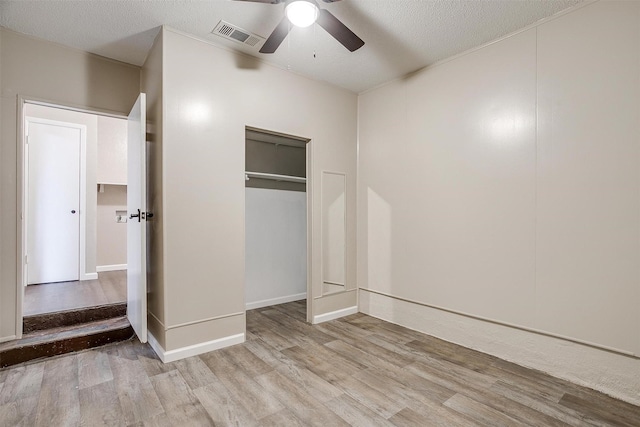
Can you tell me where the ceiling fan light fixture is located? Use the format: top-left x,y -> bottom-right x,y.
285,0 -> 318,28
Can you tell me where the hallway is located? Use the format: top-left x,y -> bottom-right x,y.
24,271 -> 126,316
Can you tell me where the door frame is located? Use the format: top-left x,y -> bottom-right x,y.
16,95 -> 127,338
24,116 -> 88,286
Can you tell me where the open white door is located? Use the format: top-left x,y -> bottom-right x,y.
127,93 -> 147,343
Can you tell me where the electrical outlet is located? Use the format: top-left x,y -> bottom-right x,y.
116,210 -> 127,223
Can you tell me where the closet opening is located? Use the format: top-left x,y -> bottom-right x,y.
244,127 -> 310,324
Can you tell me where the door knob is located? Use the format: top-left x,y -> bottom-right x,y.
71,210 -> 76,214
130,209 -> 141,222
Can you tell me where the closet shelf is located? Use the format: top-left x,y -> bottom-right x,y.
245,171 -> 306,184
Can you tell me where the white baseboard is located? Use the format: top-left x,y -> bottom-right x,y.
313,306 -> 358,324
359,289 -> 640,407
81,272 -> 98,280
246,293 -> 307,310
96,264 -> 127,272
147,331 -> 245,363
0,335 -> 17,344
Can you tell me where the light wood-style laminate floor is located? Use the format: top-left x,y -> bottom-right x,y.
1,300 -> 639,426
24,271 -> 127,316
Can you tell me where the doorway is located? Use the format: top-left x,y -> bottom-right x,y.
21,102 -> 128,318
244,127 -> 311,322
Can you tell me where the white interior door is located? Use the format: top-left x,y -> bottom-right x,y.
127,93 -> 148,343
26,120 -> 81,285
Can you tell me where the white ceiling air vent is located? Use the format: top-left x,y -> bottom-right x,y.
212,21 -> 264,48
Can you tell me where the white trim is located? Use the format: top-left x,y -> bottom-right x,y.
147,331 -> 245,363
313,305 -> 358,324
23,116 -> 90,283
96,264 -> 127,272
359,290 -> 640,407
0,335 -> 17,344
246,293 -> 307,310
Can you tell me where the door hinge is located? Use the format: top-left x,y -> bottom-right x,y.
25,254 -> 28,264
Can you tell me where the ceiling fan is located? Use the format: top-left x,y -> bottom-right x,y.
235,0 -> 365,54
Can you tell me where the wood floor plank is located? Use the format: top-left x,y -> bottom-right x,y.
258,409 -> 307,427
244,339 -> 344,403
78,348 -> 113,389
172,356 -> 218,390
280,344 -> 365,384
0,363 -> 44,405
353,367 -> 453,410
218,343 -> 273,378
34,355 -> 81,427
490,380 -> 612,427
407,360 -> 570,427
324,394 -> 396,427
0,396 -> 39,427
200,350 -> 284,419
79,380 -> 126,426
324,339 -> 411,372
149,370 -> 213,426
259,308 -> 336,345
388,406 -> 478,427
406,337 -> 496,373
193,381 -> 259,427
0,301 -> 638,427
444,393 -> 526,427
335,374 -> 406,419
254,370 -> 351,427
405,357 -> 497,392
134,342 -> 177,378
270,301 -> 307,323
246,311 -> 298,351
109,344 -> 164,424
318,323 -> 414,367
560,392 -> 640,427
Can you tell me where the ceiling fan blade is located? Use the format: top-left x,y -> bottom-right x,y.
260,17 -> 291,53
320,0 -> 343,2
316,9 -> 364,52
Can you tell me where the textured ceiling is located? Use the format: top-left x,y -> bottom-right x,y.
0,0 -> 583,93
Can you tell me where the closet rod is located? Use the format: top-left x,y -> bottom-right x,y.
245,171 -> 306,184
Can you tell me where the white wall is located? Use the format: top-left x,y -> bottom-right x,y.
245,188 -> 307,309
97,185 -> 127,268
358,0 -> 640,404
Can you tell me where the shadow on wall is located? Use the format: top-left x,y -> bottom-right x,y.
235,52 -> 263,70
83,29 -> 153,111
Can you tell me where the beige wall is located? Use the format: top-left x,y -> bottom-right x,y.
0,28 -> 140,340
97,186 -> 127,267
153,28 -> 357,352
96,115 -> 128,269
358,0 -> 640,404
97,115 -> 127,185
